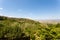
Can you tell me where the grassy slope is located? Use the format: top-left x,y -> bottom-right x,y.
0,16 -> 60,40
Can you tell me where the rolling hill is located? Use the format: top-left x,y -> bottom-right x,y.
39,19 -> 60,24
0,16 -> 60,40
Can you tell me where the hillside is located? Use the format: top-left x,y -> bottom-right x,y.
0,16 -> 60,40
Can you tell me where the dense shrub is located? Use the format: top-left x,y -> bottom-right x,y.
0,16 -> 60,40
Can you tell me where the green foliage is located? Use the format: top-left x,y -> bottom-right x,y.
0,16 -> 60,40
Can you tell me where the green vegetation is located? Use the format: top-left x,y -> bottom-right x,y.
0,16 -> 60,40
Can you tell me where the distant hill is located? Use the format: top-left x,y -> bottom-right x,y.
39,19 -> 60,24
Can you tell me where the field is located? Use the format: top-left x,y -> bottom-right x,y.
0,16 -> 60,40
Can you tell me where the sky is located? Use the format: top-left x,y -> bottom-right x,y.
0,0 -> 60,20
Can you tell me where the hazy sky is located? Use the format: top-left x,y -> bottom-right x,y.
0,0 -> 60,20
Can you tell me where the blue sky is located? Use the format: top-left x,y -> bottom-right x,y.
0,0 -> 60,20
